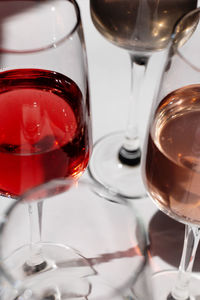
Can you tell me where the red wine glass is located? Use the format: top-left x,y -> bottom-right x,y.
142,8 -> 200,300
0,0 -> 92,278
88,0 -> 197,199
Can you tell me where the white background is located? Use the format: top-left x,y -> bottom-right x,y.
0,0 -> 200,286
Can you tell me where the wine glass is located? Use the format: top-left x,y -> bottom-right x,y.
0,178 -> 151,300
142,7 -> 200,300
0,0 -> 91,277
88,0 -> 197,199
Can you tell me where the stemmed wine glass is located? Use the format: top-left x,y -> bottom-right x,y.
88,0 -> 197,198
142,7 -> 200,300
0,0 -> 92,278
0,179 -> 150,300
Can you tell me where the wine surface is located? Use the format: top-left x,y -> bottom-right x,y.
90,0 -> 197,52
0,69 -> 91,197
144,84 -> 200,224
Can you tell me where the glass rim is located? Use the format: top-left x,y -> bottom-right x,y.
0,0 -> 81,54
172,7 -> 200,71
173,6 -> 200,33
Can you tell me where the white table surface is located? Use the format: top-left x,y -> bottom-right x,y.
0,0 -> 200,292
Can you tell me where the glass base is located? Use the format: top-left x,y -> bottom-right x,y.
2,242 -> 94,300
152,270 -> 200,300
89,131 -> 146,199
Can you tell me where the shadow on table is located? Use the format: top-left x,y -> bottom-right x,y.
148,210 -> 200,271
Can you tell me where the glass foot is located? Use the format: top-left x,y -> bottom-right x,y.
3,242 -> 95,280
11,272 -> 91,300
152,270 -> 200,300
2,243 -> 94,300
88,131 -> 146,199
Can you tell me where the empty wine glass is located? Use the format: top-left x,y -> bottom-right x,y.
88,0 -> 197,198
142,8 -> 200,300
0,178 -> 151,300
0,0 -> 91,278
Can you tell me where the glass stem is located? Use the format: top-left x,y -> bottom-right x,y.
170,224 -> 200,300
26,202 -> 45,267
118,53 -> 150,166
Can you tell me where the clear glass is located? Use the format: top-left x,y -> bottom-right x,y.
142,8 -> 200,300
0,263 -> 90,300
88,0 -> 197,199
0,179 -> 151,300
0,0 -> 92,285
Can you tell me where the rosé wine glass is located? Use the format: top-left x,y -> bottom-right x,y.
142,7 -> 200,300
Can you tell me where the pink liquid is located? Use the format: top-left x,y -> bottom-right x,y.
144,84 -> 200,224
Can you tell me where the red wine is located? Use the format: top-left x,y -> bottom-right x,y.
0,69 -> 91,197
90,0 -> 197,52
144,84 -> 200,224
